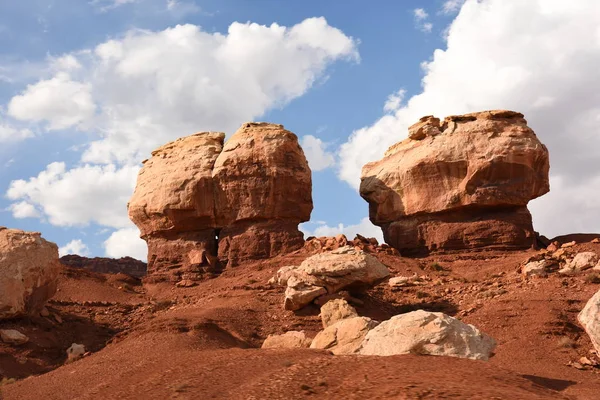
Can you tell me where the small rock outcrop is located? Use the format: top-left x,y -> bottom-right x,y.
311,316 -> 378,355
66,343 -> 86,363
261,331 -> 312,349
60,255 -> 146,278
360,110 -> 549,255
0,329 -> 29,345
275,246 -> 390,310
0,228 -> 61,320
358,310 -> 496,360
319,299 -> 358,328
129,123 -> 312,282
578,290 -> 600,354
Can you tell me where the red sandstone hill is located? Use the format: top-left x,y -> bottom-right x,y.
3,240 -> 600,399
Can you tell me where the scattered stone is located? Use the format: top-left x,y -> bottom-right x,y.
176,279 -> 197,288
310,317 -> 378,355
319,299 -> 358,328
546,241 -> 559,252
561,241 -> 576,248
360,110 -> 549,255
358,310 -> 496,361
278,246 -> 390,310
578,289 -> 600,354
40,307 -> 50,317
261,331 -> 312,349
567,252 -> 599,272
388,275 -> 423,288
66,343 -> 86,363
521,260 -> 554,278
0,228 -> 61,320
593,238 -> 600,244
0,329 -> 29,345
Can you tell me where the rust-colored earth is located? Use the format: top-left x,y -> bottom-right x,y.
2,239 -> 600,399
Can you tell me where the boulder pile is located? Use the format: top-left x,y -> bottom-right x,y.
128,123 -> 312,282
273,246 -> 390,310
0,227 -> 61,320
360,110 -> 549,255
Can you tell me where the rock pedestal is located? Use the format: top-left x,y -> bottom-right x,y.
128,123 -> 312,282
360,110 -> 550,255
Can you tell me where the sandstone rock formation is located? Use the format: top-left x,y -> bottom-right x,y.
358,310 -> 496,360
261,331 -> 312,349
310,316 -> 378,355
578,289 -> 600,354
128,123 -> 312,282
60,255 -> 146,278
212,123 -> 312,267
360,110 -> 549,254
0,228 -> 61,320
275,246 -> 390,310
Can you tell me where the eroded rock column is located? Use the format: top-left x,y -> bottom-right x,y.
360,110 -> 550,255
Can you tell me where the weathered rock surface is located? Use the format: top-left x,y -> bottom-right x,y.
213,123 -> 312,267
564,252 -> 598,273
578,290 -> 600,354
60,255 -> 146,278
66,343 -> 86,363
358,310 -> 496,360
0,329 -> 29,345
0,228 -> 61,320
319,299 -> 358,328
128,132 -> 224,281
261,331 -> 312,349
278,247 -> 390,310
128,123 -> 313,281
310,316 -> 378,355
360,110 -> 549,254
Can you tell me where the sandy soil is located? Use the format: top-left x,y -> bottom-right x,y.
2,240 -> 600,399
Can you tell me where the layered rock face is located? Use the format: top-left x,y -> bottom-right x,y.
60,255 -> 147,278
128,123 -> 312,281
213,123 -> 312,267
360,110 -> 550,254
0,228 -> 61,319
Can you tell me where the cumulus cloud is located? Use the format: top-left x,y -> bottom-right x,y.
338,0 -> 600,237
59,239 -> 90,257
4,18 -> 358,257
301,135 -> 336,171
6,162 -> 139,228
7,201 -> 40,218
8,72 -> 96,130
300,217 -> 384,243
0,123 -> 33,143
104,227 -> 147,260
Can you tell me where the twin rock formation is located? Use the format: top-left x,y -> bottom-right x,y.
360,110 -> 549,255
129,110 -> 550,281
128,123 -> 312,282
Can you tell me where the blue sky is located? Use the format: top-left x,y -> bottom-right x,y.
1,0 -> 600,259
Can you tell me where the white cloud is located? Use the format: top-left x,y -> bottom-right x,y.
413,8 -> 433,33
6,162 -> 139,228
104,227 -> 147,260
300,217 -> 384,243
301,135 -> 336,171
384,89 -> 406,113
59,239 -> 90,257
338,0 -> 600,238
165,0 -> 201,17
0,123 -> 33,143
7,201 -> 40,219
5,18 -> 358,235
414,8 -> 429,21
8,72 -> 96,130
90,0 -> 138,12
420,23 -> 433,33
441,0 -> 466,15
